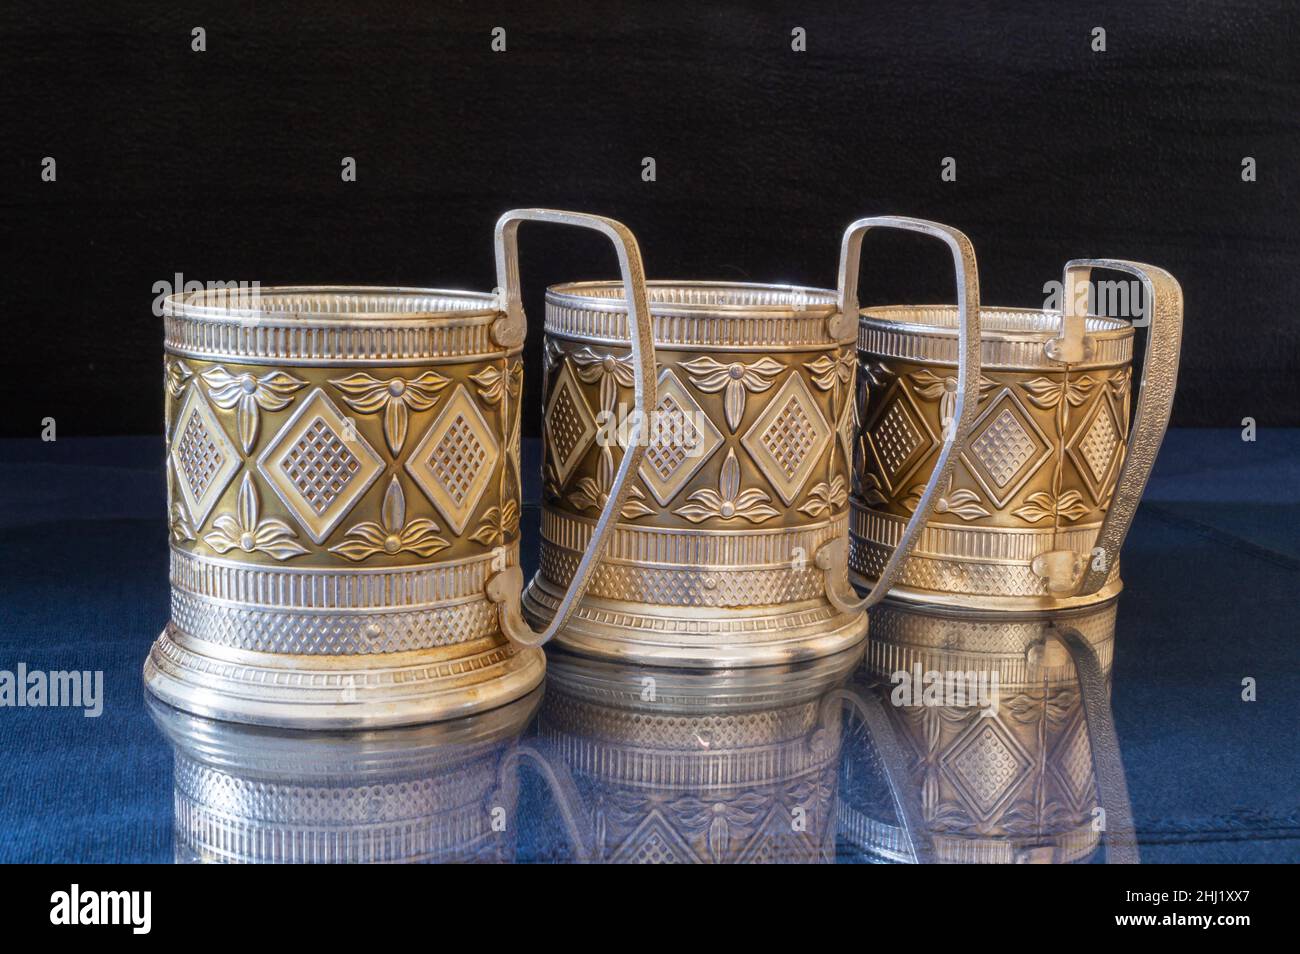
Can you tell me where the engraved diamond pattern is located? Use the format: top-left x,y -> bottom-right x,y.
646,396 -> 695,478
762,398 -> 816,480
862,381 -> 938,495
612,812 -> 699,864
281,418 -> 362,515
177,411 -> 225,502
405,384 -> 500,535
960,389 -> 1052,508
257,388 -> 385,544
741,372 -> 832,505
971,408 -> 1036,488
946,721 -> 1030,818
739,838 -> 784,865
630,833 -> 679,864
432,417 -> 487,506
174,762 -> 475,831
836,397 -> 856,468
638,370 -> 723,506
1078,411 -> 1118,482
170,588 -> 498,653
875,401 -> 924,476
1052,719 -> 1096,809
544,362 -> 597,485
551,390 -> 586,460
170,387 -> 241,527
1066,394 -> 1125,504
735,807 -> 807,864
851,535 -> 1070,598
539,547 -> 824,606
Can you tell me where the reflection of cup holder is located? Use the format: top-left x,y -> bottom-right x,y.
525,645 -> 863,863
863,597 -> 1116,685
838,598 -> 1136,864
147,688 -> 540,863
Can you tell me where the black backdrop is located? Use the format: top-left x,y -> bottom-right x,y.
2,0 -> 1297,437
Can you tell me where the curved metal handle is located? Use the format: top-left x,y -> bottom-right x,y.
496,740 -> 595,862
827,686 -> 935,864
819,216 -> 982,614
1051,259 -> 1182,598
485,209 -> 657,647
1040,626 -> 1139,863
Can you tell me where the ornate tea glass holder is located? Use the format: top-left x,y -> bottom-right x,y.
145,209 -> 657,728
849,259 -> 1183,610
524,216 -> 983,667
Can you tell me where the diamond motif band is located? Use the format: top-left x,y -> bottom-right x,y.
836,601 -> 1119,864
148,285 -> 544,727
150,210 -> 665,724
528,281 -> 868,666
853,301 -> 1140,608
851,255 -> 1182,610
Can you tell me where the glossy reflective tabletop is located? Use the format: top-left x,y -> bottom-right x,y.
0,432 -> 1297,862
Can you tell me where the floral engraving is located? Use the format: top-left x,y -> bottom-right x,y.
165,358 -> 194,398
798,475 -> 849,517
329,370 -> 450,455
203,473 -> 308,560
169,501 -> 196,542
567,445 -> 655,520
1012,489 -> 1092,524
673,448 -> 779,524
469,500 -> 520,548
908,368 -> 997,437
1107,368 -> 1131,400
1020,374 -> 1096,411
201,366 -> 308,453
902,480 -> 991,521
858,470 -> 888,506
680,355 -> 784,432
804,349 -> 856,391
469,362 -> 521,407
570,346 -> 636,417
329,476 -> 450,560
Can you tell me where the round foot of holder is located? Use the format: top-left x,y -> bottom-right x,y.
849,573 -> 1124,614
143,624 -> 546,730
522,580 -> 869,669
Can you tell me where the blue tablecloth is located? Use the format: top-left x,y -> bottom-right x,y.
0,430 -> 1296,862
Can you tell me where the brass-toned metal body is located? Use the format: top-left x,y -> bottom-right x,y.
851,259 -> 1183,610
525,216 -> 985,666
524,280 -> 871,666
145,208 -> 661,727
148,286 -> 546,727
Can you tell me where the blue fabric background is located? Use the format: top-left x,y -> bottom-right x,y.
0,431 -> 1296,863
